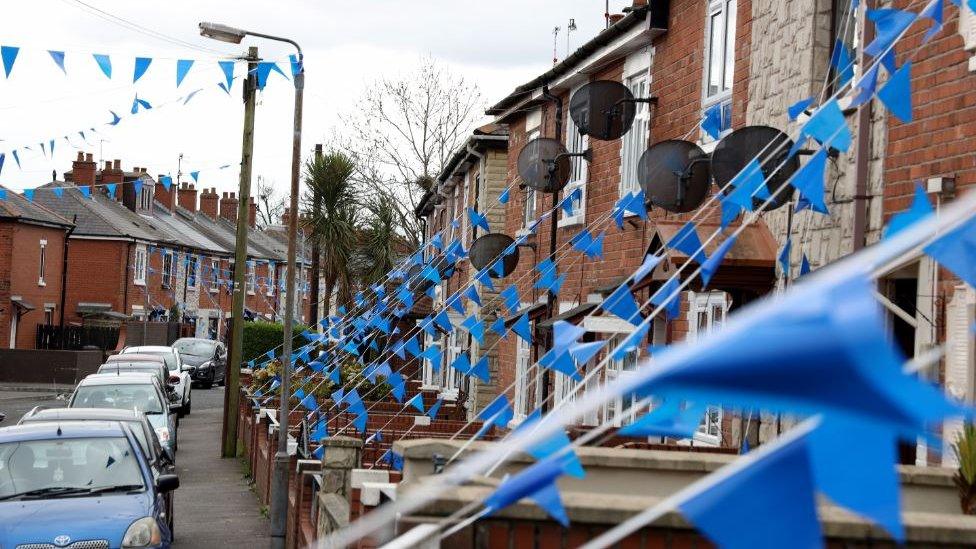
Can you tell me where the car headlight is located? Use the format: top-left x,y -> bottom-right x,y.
155,427 -> 171,444
122,516 -> 162,547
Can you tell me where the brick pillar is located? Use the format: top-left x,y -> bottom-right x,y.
220,192 -> 239,223
316,437 -> 362,538
103,160 -> 125,204
200,188 -> 219,219
248,197 -> 257,228
178,183 -> 198,212
71,152 -> 96,187
155,174 -> 176,211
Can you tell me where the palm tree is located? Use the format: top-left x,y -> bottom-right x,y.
303,151 -> 359,319
358,191 -> 402,285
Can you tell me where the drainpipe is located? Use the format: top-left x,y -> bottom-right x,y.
58,216 -> 76,337
852,8 -> 874,251
122,241 -> 133,324
540,85 -> 563,414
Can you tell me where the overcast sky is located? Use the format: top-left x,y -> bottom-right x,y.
0,0 -> 635,198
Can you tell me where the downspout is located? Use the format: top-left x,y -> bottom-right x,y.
122,241 -> 133,322
852,9 -> 875,251
540,84 -> 563,414
58,216 -> 77,333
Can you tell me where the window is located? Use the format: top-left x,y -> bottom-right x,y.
442,328 -> 466,399
513,336 -> 533,422
461,173 -> 472,248
421,331 -> 443,388
688,290 -> 731,445
604,335 -> 642,427
247,261 -> 256,295
702,0 -> 736,143
830,0 -> 861,93
161,251 -> 174,288
620,51 -> 652,197
267,262 -> 276,296
38,240 -> 47,286
210,259 -> 219,293
133,245 -> 147,286
188,256 -> 198,288
560,90 -> 588,227
523,129 -> 541,230
43,307 -> 54,326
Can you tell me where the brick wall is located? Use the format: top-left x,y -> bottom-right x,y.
64,239 -> 129,325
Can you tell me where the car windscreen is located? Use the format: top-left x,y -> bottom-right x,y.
173,340 -> 216,357
0,437 -> 145,500
20,418 -> 153,461
71,384 -> 165,414
97,364 -> 161,378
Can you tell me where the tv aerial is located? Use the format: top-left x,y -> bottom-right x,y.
517,137 -> 589,193
469,233 -> 519,278
569,80 -> 656,141
638,140 -> 711,213
711,126 -> 799,211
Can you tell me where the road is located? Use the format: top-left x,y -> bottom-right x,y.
0,383 -> 270,547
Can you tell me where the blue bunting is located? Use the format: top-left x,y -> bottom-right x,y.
724,159 -> 769,212
449,352 -> 471,375
427,398 -> 443,419
92,53 -> 112,78
511,314 -> 532,344
406,393 -> 425,414
792,99 -> 851,154
108,111 -> 122,126
667,222 -> 707,265
460,315 -> 485,345
484,456 -> 570,526
701,103 -> 723,140
475,268 -> 495,291
514,410 -> 586,478
421,345 -> 443,373
467,207 -> 490,232
793,148 -> 829,214
701,235 -> 738,288
829,40 -> 854,87
787,97 -> 813,121
800,255 -> 811,276
679,423 -> 821,549
569,340 -> 606,365
585,231 -> 605,259
849,62 -> 881,109
387,372 -> 405,402
176,59 -> 194,87
469,356 -> 490,383
500,285 -> 520,314
619,400 -> 708,439
255,62 -> 286,90
218,60 -> 235,92
133,57 -> 152,83
884,183 -> 933,239
462,285 -> 481,307
433,310 -> 453,333
0,46 -> 18,78
570,228 -> 593,254
920,0 -> 943,43
602,284 -> 643,325
477,394 -> 514,429
47,50 -> 66,75
23,189 -> 34,202
924,215 -> 976,288
778,238 -> 792,277
489,317 -> 508,339
406,336 -> 425,358
612,323 -> 650,361
864,9 -> 918,58
631,254 -> 663,286
651,277 -> 681,320
499,188 -> 510,204
877,61 -> 913,123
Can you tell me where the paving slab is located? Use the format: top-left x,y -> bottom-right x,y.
172,387 -> 269,547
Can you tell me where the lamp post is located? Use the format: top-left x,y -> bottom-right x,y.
199,22 -> 304,549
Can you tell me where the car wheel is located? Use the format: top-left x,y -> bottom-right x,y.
202,381 -> 213,389
184,398 -> 191,415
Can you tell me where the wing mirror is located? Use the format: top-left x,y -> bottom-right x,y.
156,474 -> 180,493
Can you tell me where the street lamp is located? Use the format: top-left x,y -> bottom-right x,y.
200,22 -> 305,549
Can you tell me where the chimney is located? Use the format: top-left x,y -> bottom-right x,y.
102,159 -> 125,205
220,192 -> 239,223
178,183 -> 198,212
632,0 -> 647,6
200,188 -> 219,220
248,197 -> 257,228
155,175 -> 176,211
71,151 -> 96,188
282,207 -> 292,227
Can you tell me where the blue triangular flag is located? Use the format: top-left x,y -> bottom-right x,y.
133,57 -> 152,82
884,183 -> 933,239
406,393 -> 425,414
176,59 -> 194,87
601,284 -> 643,325
829,39 -> 854,87
23,189 -> 34,202
724,159 -> 770,212
667,222 -> 707,265
619,400 -> 708,439
108,111 -> 121,126
701,103 -> 723,140
427,398 -> 443,419
511,314 -> 532,344
499,188 -> 510,204
787,97 -> 813,121
778,238 -> 792,277
484,456 -> 570,526
919,0 -> 943,43
218,61 -> 235,92
92,53 -> 112,78
793,148 -> 829,214
189,170 -> 200,183
864,9 -> 919,58
631,254 -> 663,286
489,317 -> 508,339
48,50 -> 66,75
469,356 -> 490,383
924,215 -> 976,288
679,424 -> 821,549
1,46 -> 18,78
877,61 -> 913,123
651,277 -> 681,320
701,235 -> 737,288
568,340 -> 606,365
800,254 -> 811,276
105,183 -> 117,198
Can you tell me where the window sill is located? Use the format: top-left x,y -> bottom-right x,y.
37,280 -> 46,287
557,215 -> 585,229
134,280 -> 146,287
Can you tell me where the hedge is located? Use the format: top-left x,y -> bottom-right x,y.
241,321 -> 309,364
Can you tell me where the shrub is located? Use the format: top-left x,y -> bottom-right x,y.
241,321 -> 309,364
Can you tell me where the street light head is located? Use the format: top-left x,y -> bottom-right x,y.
199,22 -> 247,44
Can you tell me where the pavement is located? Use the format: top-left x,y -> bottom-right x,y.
172,386 -> 270,547
0,381 -> 270,547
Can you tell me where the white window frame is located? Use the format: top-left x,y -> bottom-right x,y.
441,327 -> 466,400
604,334 -> 642,427
688,290 -> 731,445
513,329 -> 534,423
210,258 -> 220,294
187,255 -> 198,289
620,48 -> 653,198
133,245 -> 147,286
522,128 -> 541,232
247,261 -> 256,295
38,239 -> 47,286
421,330 -> 443,389
161,251 -> 175,288
559,85 -> 588,228
701,0 -> 737,145
43,306 -> 54,326
266,263 -> 276,296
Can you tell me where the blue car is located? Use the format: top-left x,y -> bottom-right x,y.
0,420 -> 179,548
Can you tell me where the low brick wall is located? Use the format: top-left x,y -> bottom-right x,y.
0,348 -> 102,384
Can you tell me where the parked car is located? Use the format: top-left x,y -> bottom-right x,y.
69,373 -> 179,454
18,407 -> 178,535
172,338 -> 227,389
120,346 -> 192,416
0,420 -> 178,548
101,355 -> 171,390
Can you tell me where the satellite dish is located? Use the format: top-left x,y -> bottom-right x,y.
517,138 -> 573,192
638,140 -> 711,213
569,80 -> 637,141
712,126 -> 798,211
469,233 -> 519,278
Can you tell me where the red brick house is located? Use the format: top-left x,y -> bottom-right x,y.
0,186 -> 74,349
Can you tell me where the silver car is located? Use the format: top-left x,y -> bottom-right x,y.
121,346 -> 193,416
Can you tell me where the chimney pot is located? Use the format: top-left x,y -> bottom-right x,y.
112,159 -> 121,171
85,153 -> 93,162
76,152 -> 84,161
104,161 -> 112,171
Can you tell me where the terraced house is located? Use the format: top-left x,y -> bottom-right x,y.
411,0 -> 976,462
